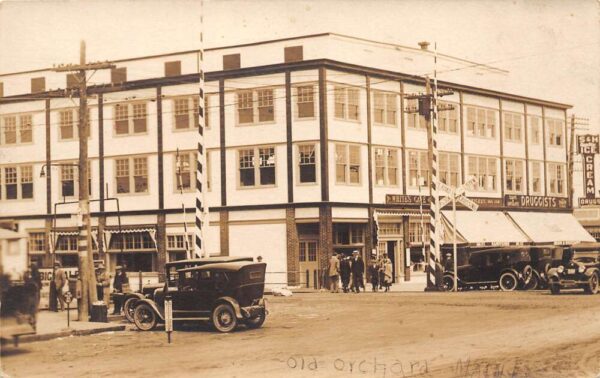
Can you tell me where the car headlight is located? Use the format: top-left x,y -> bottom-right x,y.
578,265 -> 585,273
557,266 -> 564,273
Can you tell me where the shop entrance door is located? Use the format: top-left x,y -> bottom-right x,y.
298,240 -> 319,288
379,239 -> 403,283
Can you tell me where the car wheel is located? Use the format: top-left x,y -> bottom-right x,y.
549,278 -> 561,295
245,309 -> 266,329
524,273 -> 539,291
442,275 -> 455,291
123,297 -> 138,323
133,303 -> 158,331
498,272 -> 518,291
212,304 -> 238,333
584,273 -> 599,295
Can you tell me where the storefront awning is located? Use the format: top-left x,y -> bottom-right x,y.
441,211 -> 530,247
507,212 -> 595,245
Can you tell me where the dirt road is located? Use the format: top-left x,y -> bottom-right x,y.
2,291 -> 600,377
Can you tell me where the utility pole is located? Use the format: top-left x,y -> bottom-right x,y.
53,41 -> 115,321
568,115 -> 590,207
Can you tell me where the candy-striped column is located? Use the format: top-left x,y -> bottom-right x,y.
428,78 -> 441,289
194,3 -> 206,258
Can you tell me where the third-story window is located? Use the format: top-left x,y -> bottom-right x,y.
238,147 -> 276,187
529,116 -> 541,144
407,150 -> 429,188
466,106 -> 496,138
114,103 -> 147,135
59,110 -> 74,140
3,116 -> 17,144
61,165 -> 75,197
173,96 -> 199,130
19,115 -> 32,143
334,86 -> 359,121
1,115 -> 33,145
548,163 -> 565,195
505,159 -> 524,193
374,147 -> 398,186
115,157 -> 148,194
504,112 -> 523,142
439,152 -> 460,187
298,144 -> 316,183
547,119 -> 564,147
372,91 -> 397,126
296,85 -> 315,118
438,101 -> 458,133
335,144 -> 361,184
20,166 -> 33,199
236,88 -> 275,124
468,156 -> 497,192
239,149 -> 255,186
257,89 -> 274,122
531,161 -> 542,194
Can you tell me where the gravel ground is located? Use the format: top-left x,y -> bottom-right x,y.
2,291 -> 600,378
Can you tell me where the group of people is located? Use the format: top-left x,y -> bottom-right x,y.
328,251 -> 393,293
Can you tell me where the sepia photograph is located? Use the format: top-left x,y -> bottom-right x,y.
0,0 -> 599,377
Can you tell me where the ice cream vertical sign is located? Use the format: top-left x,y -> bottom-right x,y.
578,134 -> 599,199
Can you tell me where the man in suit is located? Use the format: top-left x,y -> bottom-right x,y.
53,262 -> 67,311
328,253 -> 340,293
112,266 -> 129,315
340,255 -> 351,293
351,250 -> 365,293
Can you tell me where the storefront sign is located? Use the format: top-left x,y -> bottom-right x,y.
583,153 -> 596,198
577,134 -> 600,154
385,194 -> 430,205
39,267 -> 79,309
505,195 -> 568,209
578,197 -> 600,207
470,197 -> 503,208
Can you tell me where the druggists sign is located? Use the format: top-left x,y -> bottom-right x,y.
505,195 -> 568,209
578,134 -> 599,199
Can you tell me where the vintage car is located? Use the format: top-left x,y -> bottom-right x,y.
523,246 -> 561,290
547,244 -> 600,295
442,247 -> 533,291
132,261 -> 267,333
122,256 -> 253,322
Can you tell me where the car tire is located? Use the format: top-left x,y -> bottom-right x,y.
212,304 -> 238,333
549,278 -> 561,295
498,272 -> 518,291
245,309 -> 266,329
584,273 -> 599,295
133,303 -> 158,331
123,297 -> 138,323
524,273 -> 539,291
442,275 -> 455,291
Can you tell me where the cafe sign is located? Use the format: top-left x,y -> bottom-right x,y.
386,194 -> 430,205
505,195 -> 568,209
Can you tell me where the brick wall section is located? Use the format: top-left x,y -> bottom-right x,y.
219,210 -> 229,256
156,214 -> 167,282
286,207 -> 299,285
318,205 -> 333,289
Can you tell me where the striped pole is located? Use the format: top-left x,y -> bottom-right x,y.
194,1 -> 206,258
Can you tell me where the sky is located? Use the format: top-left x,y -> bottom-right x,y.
1,0 -> 599,194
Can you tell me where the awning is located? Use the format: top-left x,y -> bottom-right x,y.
441,211 -> 530,246
105,227 -> 157,252
374,209 -> 423,226
507,212 -> 595,245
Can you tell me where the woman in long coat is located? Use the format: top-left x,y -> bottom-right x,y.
382,256 -> 393,292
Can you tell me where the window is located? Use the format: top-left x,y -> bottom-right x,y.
298,144 -> 316,183
56,235 -> 78,252
505,159 -> 524,193
66,73 -> 79,89
29,233 -> 46,253
284,46 -> 303,62
407,150 -> 429,188
3,116 -> 17,144
1,165 -> 33,200
296,85 -> 315,118
238,146 -> 276,187
115,157 -> 148,194
334,86 -> 360,121
406,99 -> 427,129
334,224 -> 364,245
1,114 -> 33,145
111,67 -> 127,84
236,88 -> 275,124
114,103 -> 147,135
409,220 -> 429,244
175,152 -> 195,191
110,232 -> 155,251
531,161 -> 542,194
59,110 -> 74,140
439,152 -> 460,187
173,96 -> 199,130
374,147 -> 398,186
299,241 -> 317,262
372,91 -> 397,126
438,101 -> 458,133
547,119 -> 564,147
5,167 -> 17,199
0,82 -> 3,97
61,165 -> 75,197
529,116 -> 541,144
19,115 -> 32,143
20,166 -> 33,199
164,61 -> 181,77
31,77 -> 45,93
504,112 -> 523,142
548,163 -> 565,195
335,144 -> 360,184
167,234 -> 193,262
468,156 -> 498,192
466,106 -> 496,138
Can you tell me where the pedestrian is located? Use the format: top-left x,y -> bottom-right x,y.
328,253 -> 340,293
95,264 -> 110,302
54,261 -> 67,311
378,255 -> 385,290
351,250 -> 364,294
28,262 -> 42,305
382,254 -> 393,292
340,255 -> 351,293
112,266 -> 129,315
368,256 -> 379,292
444,253 -> 454,272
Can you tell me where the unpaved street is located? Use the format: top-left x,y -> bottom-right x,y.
2,291 -> 600,377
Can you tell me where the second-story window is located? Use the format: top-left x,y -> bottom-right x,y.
505,159 -> 524,193
504,112 -> 523,142
531,161 -> 542,194
20,166 -> 33,199
238,146 -> 276,187
173,97 -> 199,130
114,103 -> 147,135
466,107 -> 496,138
59,110 -> 75,140
296,85 -> 315,118
529,116 -> 541,144
115,157 -> 148,194
468,156 -> 497,192
1,165 -> 33,200
439,152 -> 460,187
298,144 -> 316,183
335,144 -> 360,184
407,150 -> 429,188
334,86 -> 359,121
548,163 -> 565,196
5,167 -> 17,199
438,101 -> 458,133
236,88 -> 275,125
175,152 -> 195,191
374,147 -> 398,186
406,99 -> 427,130
547,119 -> 564,147
61,165 -> 75,197
373,91 -> 397,126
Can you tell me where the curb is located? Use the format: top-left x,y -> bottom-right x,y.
18,324 -> 126,344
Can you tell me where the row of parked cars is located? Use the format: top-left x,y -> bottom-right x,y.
442,242 -> 600,294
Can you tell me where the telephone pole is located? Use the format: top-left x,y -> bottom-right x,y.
53,41 -> 115,321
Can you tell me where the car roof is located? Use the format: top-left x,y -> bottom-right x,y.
166,256 -> 253,267
470,246 -> 531,255
177,261 -> 265,273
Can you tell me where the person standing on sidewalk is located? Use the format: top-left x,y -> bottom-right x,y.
382,253 -> 393,292
53,262 -> 67,311
112,266 -> 129,315
95,264 -> 110,302
328,253 -> 340,293
340,255 -> 351,293
351,251 -> 364,293
368,256 -> 380,292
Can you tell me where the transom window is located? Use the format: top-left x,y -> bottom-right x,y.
298,144 -> 317,183
466,106 -> 496,138
374,147 -> 398,186
296,85 -> 315,118
114,102 -> 147,135
407,150 -> 429,188
372,90 -> 397,126
238,146 -> 276,187
334,86 -> 360,121
468,156 -> 498,192
237,88 -> 275,124
335,144 -> 361,184
504,112 -> 523,142
505,159 -> 524,193
115,156 -> 148,194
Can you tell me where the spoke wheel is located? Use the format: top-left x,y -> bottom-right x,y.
499,272 -> 518,291
442,275 -> 455,291
123,297 -> 138,323
524,274 -> 539,291
585,273 -> 599,295
133,303 -> 157,331
245,309 -> 266,329
212,304 -> 237,333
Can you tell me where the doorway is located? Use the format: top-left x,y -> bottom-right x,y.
378,239 -> 403,283
298,240 -> 319,288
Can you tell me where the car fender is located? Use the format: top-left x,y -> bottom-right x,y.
214,296 -> 243,319
500,268 -> 520,279
584,267 -> 599,278
124,292 -> 145,302
546,268 -> 560,280
135,299 -> 165,321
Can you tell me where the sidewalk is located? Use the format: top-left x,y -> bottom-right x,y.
286,273 -> 428,294
18,310 -> 126,344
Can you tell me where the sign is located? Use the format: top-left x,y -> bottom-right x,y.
439,197 -> 452,208
471,197 -> 503,208
39,267 -> 79,309
505,195 -> 568,209
64,291 -> 73,304
386,194 -> 429,205
577,134 -> 600,154
579,197 -> 600,207
456,195 -> 479,211
438,182 -> 454,194
583,153 -> 596,198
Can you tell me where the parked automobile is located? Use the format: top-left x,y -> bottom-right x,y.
122,256 -> 254,322
132,261 -> 267,333
442,247 -> 533,291
547,244 -> 600,295
523,246 -> 560,290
